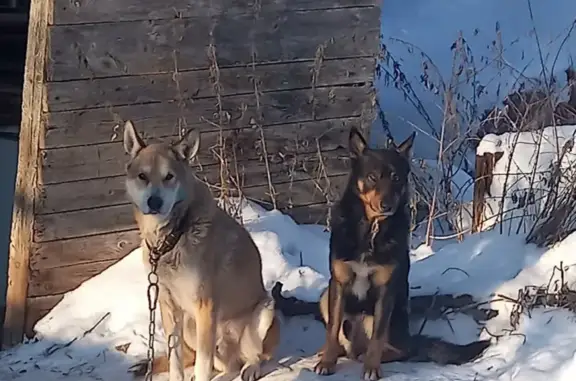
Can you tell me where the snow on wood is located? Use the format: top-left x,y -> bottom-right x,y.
474,125 -> 576,238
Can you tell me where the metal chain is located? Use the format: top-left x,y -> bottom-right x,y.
145,250 -> 161,381
369,219 -> 380,251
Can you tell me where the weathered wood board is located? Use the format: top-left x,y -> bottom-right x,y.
3,0 -> 381,347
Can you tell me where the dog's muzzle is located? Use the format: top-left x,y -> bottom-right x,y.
380,199 -> 399,216
146,195 -> 163,214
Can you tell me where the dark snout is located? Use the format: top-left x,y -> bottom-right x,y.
147,195 -> 163,214
379,196 -> 399,216
380,202 -> 395,215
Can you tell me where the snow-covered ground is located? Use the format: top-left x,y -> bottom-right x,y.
2,198 -> 576,381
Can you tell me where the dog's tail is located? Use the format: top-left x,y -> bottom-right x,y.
271,282 -> 323,320
405,334 -> 490,365
129,356 -> 171,377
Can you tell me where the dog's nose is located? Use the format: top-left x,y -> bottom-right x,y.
147,196 -> 163,213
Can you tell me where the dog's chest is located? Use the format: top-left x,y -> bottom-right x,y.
169,268 -> 204,302
350,240 -> 378,300
144,251 -> 207,303
350,263 -> 372,300
347,261 -> 378,300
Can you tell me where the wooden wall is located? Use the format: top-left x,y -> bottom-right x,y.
3,0 -> 381,346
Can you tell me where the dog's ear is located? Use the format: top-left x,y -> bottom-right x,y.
349,127 -> 367,159
396,131 -> 416,158
174,128 -> 200,161
123,120 -> 146,158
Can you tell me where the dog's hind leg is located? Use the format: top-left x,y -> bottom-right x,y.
238,297 -> 278,381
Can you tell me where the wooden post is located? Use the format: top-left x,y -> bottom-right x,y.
472,152 -> 503,233
2,0 -> 51,348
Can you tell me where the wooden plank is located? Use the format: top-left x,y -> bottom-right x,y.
41,118 -> 354,185
28,201 -> 334,285
31,230 -> 140,271
28,201 -> 340,298
28,197 -> 342,297
53,0 -> 380,25
29,260 -> 119,297
39,176 -> 128,214
25,295 -> 64,338
44,85 -> 371,149
285,202 -> 332,225
35,204 -> 136,243
47,58 -> 374,112
3,0 -> 51,349
38,148 -> 351,214
24,205 -> 332,328
34,175 -> 348,243
242,174 -> 348,210
48,8 -> 379,81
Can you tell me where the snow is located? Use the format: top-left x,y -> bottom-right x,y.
475,125 -> 576,233
2,198 -> 576,381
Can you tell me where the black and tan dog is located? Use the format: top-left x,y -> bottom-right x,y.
314,127 -> 490,380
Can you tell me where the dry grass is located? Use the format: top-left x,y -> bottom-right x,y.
378,0 -> 576,247
167,3 -> 354,227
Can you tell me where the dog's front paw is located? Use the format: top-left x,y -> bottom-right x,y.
362,365 -> 382,381
313,359 -> 336,376
362,347 -> 383,381
241,362 -> 262,381
128,359 -> 148,377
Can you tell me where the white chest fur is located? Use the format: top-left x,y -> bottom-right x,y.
346,261 -> 380,300
350,265 -> 371,299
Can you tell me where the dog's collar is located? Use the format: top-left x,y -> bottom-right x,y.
145,207 -> 191,261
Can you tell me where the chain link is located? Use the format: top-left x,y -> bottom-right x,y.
141,212 -> 189,381
369,219 -> 380,251
145,250 -> 161,381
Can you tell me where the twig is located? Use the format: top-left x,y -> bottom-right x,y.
43,312 -> 111,357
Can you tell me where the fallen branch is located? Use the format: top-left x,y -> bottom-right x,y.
503,262 -> 576,330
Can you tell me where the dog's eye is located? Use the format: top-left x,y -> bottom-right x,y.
164,173 -> 174,181
367,173 -> 377,183
391,172 -> 399,182
137,173 -> 148,182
